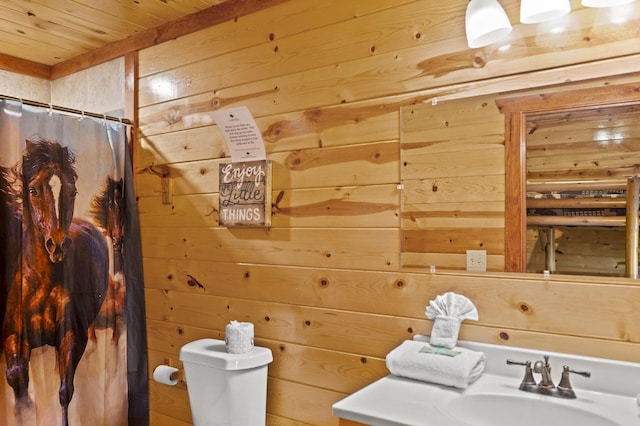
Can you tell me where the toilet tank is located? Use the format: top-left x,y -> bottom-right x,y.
179,338 -> 273,426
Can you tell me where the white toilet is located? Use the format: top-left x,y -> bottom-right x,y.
179,338 -> 273,426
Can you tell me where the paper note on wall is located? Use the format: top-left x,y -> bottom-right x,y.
211,106 -> 266,162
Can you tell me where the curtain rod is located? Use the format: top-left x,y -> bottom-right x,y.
0,94 -> 132,125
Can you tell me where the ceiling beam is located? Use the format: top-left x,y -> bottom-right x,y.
0,52 -> 51,79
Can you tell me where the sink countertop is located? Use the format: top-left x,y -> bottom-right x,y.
332,338 -> 640,426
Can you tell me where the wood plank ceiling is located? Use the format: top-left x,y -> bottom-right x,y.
0,0 -> 284,79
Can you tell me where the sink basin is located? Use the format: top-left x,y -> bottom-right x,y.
448,394 -> 618,426
333,338 -> 640,426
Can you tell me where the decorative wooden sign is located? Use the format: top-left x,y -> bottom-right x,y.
219,160 -> 272,227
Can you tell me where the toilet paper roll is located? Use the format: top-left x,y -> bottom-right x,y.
153,365 -> 179,386
225,320 -> 254,354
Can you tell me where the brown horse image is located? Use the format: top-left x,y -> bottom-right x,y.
0,167 -> 8,322
88,176 -> 126,344
0,165 -> 21,341
89,176 -> 124,274
2,138 -> 109,426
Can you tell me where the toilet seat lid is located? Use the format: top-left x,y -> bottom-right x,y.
179,338 -> 273,370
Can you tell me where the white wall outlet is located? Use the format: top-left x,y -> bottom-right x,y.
466,249 -> 487,272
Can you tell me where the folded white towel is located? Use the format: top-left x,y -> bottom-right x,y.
385,340 -> 486,389
426,292 -> 479,349
429,316 -> 462,349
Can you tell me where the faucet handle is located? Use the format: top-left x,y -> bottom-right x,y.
557,365 -> 591,398
506,359 -> 530,366
567,367 -> 591,378
506,359 -> 537,390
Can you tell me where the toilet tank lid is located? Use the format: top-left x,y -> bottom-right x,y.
179,338 -> 273,370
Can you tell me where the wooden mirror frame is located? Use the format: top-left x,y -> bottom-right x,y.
496,82 -> 640,273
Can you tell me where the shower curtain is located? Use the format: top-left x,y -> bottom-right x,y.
0,100 -> 148,426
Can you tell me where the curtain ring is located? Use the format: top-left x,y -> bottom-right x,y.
48,104 -> 53,116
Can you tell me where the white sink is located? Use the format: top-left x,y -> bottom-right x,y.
449,394 -> 618,426
332,337 -> 640,426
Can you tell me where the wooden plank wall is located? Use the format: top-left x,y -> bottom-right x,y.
400,95 -> 506,270
526,227 -> 628,275
135,0 -> 640,424
400,94 -> 635,276
522,105 -> 640,276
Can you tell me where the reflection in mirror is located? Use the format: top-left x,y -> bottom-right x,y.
498,82 -> 640,278
525,105 -> 640,277
399,96 -> 506,272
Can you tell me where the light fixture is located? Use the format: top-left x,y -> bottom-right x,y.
520,0 -> 571,23
582,0 -> 635,6
465,0 -> 512,48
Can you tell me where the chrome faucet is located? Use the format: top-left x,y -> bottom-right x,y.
533,355 -> 554,390
507,355 -> 590,399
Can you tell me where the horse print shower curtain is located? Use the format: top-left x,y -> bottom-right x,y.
0,100 -> 148,426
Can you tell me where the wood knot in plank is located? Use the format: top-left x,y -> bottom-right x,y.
472,53 -> 486,68
186,274 -> 205,290
517,302 -> 533,315
284,150 -> 317,170
165,106 -> 183,125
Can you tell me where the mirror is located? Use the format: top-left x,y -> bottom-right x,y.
498,82 -> 640,278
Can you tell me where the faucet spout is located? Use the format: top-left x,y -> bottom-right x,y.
534,355 -> 554,390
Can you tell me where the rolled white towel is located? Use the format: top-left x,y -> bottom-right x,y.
385,340 -> 486,389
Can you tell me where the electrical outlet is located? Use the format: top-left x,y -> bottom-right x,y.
466,250 -> 487,272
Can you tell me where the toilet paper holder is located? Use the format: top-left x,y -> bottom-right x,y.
168,367 -> 183,382
153,364 -> 184,386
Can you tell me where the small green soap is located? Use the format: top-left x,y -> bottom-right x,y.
419,346 -> 461,357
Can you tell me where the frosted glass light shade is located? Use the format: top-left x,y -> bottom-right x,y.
582,0 -> 635,6
465,0 -> 512,48
520,0 -> 571,23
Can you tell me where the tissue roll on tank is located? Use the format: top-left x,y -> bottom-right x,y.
179,338 -> 273,425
